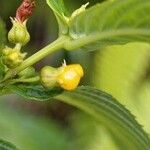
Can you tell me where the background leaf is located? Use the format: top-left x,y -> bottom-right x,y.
0,139 -> 18,150
91,42 -> 150,133
88,42 -> 150,150
0,103 -> 70,150
69,111 -> 119,150
0,18 -> 6,51
65,0 -> 150,51
92,42 -> 150,107
0,18 -> 6,80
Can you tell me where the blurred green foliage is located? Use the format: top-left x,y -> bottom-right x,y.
0,100 -> 70,150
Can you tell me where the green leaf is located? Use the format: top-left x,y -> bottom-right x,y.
0,139 -> 18,150
0,18 -> 6,50
91,43 -> 150,149
46,0 -> 68,17
46,0 -> 69,34
8,84 -> 150,149
70,112 -> 119,150
92,43 -> 150,105
8,84 -> 63,101
0,59 -> 5,80
55,86 -> 150,150
0,18 -> 6,79
64,0 -> 150,51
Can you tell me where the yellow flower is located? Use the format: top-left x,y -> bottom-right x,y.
57,64 -> 84,90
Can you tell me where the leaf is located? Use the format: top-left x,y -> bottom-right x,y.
64,0 -> 150,51
55,86 -> 150,150
91,43 -> 150,149
8,84 -> 150,149
0,139 -> 18,150
0,18 -> 6,80
8,84 -> 63,101
92,43 -> 150,105
0,59 -> 5,80
0,18 -> 6,50
46,0 -> 68,17
46,0 -> 69,34
70,112 -> 119,150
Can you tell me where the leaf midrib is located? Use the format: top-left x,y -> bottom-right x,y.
64,29 -> 150,50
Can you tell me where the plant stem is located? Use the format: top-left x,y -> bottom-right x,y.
14,43 -> 22,51
10,76 -> 40,84
3,36 -> 68,81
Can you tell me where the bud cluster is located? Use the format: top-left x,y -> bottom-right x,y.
2,47 -> 26,68
2,0 -> 35,69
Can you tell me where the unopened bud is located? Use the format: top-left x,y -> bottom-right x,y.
40,66 -> 59,88
8,18 -> 30,45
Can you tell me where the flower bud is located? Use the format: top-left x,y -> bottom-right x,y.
57,64 -> 84,90
18,66 -> 36,78
2,47 -> 26,68
40,66 -> 59,88
16,0 -> 35,23
40,63 -> 84,90
8,18 -> 30,45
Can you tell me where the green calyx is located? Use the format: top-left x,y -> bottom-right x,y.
40,66 -> 61,88
8,18 -> 30,46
